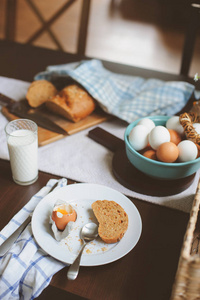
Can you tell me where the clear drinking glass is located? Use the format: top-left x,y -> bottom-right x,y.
5,119 -> 38,185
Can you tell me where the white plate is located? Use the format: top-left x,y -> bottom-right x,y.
32,183 -> 142,266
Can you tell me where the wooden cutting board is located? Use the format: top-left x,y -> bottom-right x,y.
2,106 -> 109,146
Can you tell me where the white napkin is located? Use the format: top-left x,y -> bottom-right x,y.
0,179 -> 67,300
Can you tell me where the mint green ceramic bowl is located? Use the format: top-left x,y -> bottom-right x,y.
124,116 -> 200,180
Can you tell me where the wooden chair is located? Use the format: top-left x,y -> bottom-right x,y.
4,0 -> 91,55
180,2 -> 200,76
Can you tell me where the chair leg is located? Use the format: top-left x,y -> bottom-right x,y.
5,0 -> 18,40
77,0 -> 91,55
180,3 -> 200,76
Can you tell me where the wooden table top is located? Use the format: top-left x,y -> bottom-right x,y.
0,40 -> 196,300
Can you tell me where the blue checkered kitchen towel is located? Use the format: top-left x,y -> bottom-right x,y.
0,179 -> 68,300
35,59 -> 195,122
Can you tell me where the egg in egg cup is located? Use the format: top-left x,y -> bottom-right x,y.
50,200 -> 78,241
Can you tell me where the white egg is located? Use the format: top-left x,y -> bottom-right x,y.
177,140 -> 197,162
149,126 -> 170,150
166,116 -> 184,135
129,124 -> 149,151
193,123 -> 200,134
137,118 -> 155,133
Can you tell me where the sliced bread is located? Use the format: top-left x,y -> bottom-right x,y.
92,200 -> 128,244
26,80 -> 57,107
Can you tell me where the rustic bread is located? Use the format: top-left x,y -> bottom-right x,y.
45,84 -> 96,122
92,200 -> 128,244
26,80 -> 57,108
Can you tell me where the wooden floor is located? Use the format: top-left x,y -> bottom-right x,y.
0,0 -> 200,77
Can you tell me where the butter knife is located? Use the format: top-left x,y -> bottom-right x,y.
0,180 -> 61,256
0,216 -> 32,256
0,93 -> 67,135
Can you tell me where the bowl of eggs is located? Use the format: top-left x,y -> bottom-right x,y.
124,115 -> 200,180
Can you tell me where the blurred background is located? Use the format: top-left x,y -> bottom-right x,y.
0,0 -> 200,77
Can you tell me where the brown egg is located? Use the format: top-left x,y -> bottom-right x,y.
156,142 -> 179,163
52,203 -> 77,231
195,143 -> 200,158
142,149 -> 157,160
139,144 -> 153,155
168,129 -> 182,145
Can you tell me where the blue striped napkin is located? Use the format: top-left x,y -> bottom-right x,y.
0,179 -> 68,300
35,59 -> 195,123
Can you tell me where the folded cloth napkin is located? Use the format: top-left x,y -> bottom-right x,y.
35,59 -> 195,123
0,178 -> 68,300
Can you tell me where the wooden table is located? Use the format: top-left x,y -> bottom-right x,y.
0,40 -> 198,300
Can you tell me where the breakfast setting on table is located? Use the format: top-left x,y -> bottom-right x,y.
1,57 -> 200,299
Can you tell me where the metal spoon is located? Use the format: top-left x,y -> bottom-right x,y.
67,222 -> 98,280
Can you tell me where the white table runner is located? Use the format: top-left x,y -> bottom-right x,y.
0,76 -> 198,213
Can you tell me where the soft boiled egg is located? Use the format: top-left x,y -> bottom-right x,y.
52,203 -> 77,231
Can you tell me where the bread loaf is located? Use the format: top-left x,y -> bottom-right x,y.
26,80 -> 57,108
46,84 -> 96,122
92,200 -> 128,244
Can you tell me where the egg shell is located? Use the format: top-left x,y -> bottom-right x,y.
177,140 -> 198,162
52,204 -> 77,231
166,116 -> 184,135
149,126 -> 170,150
193,123 -> 200,134
137,118 -> 155,133
168,129 -> 182,145
156,142 -> 179,163
129,124 -> 149,151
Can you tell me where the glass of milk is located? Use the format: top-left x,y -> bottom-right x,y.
5,119 -> 38,185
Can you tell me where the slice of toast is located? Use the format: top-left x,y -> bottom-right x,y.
92,200 -> 128,244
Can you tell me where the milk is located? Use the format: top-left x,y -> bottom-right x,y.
7,129 -> 38,185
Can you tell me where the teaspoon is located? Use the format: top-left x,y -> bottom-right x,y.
67,222 -> 98,280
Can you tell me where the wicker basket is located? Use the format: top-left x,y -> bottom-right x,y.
171,177 -> 200,300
